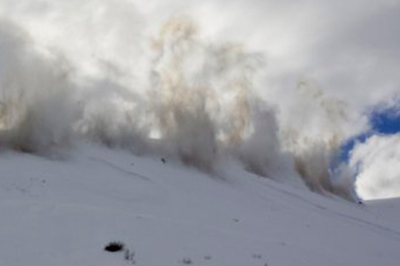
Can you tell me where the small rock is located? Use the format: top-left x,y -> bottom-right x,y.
104,241 -> 125,252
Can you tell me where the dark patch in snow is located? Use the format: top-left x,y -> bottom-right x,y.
104,241 -> 125,252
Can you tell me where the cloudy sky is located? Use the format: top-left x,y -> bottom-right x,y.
0,0 -> 399,200
139,0 -> 400,200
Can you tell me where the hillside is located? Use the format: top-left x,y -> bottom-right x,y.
1,144 -> 399,266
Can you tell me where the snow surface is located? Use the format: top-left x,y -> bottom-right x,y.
1,144 -> 399,266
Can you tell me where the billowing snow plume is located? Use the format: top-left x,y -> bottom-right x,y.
1,0 -> 399,201
0,20 -> 75,153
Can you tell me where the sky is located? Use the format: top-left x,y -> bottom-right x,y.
345,105 -> 400,200
0,0 -> 399,200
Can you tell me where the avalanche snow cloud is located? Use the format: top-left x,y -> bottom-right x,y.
0,0 -> 399,200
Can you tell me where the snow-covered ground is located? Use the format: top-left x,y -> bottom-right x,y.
1,144 -> 399,266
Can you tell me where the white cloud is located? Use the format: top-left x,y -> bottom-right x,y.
352,134 -> 400,200
2,0 -> 399,110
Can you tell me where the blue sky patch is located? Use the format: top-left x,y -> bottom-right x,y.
339,105 -> 400,164
370,107 -> 400,134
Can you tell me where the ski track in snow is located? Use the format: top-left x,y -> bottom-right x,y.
89,156 -> 152,181
252,178 -> 400,240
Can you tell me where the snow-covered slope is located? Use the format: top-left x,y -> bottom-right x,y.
1,144 -> 399,266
